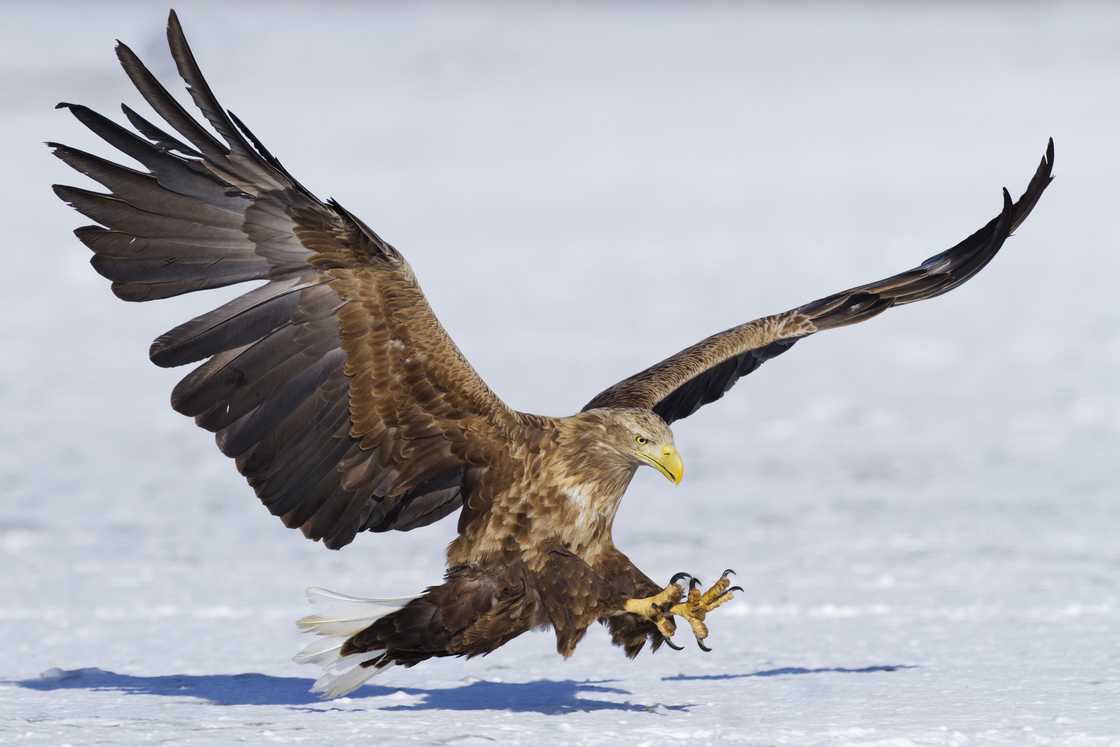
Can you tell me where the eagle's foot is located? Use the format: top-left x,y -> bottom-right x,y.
622,572 -> 692,644
667,569 -> 741,652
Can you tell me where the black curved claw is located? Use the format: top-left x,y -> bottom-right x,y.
721,568 -> 736,578
669,572 -> 692,586
697,639 -> 712,652
689,576 -> 703,591
728,585 -> 744,593
665,637 -> 684,651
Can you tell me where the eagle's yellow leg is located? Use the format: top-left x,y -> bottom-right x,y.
668,572 -> 740,651
622,582 -> 683,639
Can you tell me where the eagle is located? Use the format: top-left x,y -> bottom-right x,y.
51,11 -> 1053,699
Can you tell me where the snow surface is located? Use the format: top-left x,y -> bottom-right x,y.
2,1 -> 1118,744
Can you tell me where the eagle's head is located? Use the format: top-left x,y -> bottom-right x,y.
592,408 -> 683,485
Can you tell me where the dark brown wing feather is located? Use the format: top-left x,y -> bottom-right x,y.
584,140 -> 1054,424
52,11 -> 519,549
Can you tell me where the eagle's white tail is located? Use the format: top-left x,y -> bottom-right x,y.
295,586 -> 414,699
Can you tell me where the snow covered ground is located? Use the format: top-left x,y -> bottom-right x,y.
2,1 -> 1118,744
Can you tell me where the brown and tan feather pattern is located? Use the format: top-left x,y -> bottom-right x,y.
51,11 -> 519,550
53,11 -> 1054,697
583,139 -> 1054,424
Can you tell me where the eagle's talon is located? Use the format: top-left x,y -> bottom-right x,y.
660,573 -> 739,649
624,573 -> 737,651
721,568 -> 736,578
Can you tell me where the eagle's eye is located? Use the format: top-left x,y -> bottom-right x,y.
635,436 -> 648,445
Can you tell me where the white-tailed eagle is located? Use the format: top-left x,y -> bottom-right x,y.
51,12 -> 1053,698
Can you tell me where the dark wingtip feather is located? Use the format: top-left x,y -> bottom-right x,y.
1044,140 -> 1055,185
114,39 -> 139,65
121,102 -> 203,157
1005,139 -> 1054,235
115,31 -> 230,158
74,225 -> 102,244
56,102 -> 96,119
167,10 -> 185,47
167,11 -> 187,51
227,109 -> 281,166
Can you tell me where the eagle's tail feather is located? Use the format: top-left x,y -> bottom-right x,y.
295,586 -> 413,699
310,653 -> 395,700
296,586 -> 413,637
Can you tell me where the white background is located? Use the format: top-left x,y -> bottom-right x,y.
1,2 -> 1117,744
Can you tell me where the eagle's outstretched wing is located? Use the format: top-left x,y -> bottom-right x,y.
51,11 -> 520,549
584,140 -> 1054,424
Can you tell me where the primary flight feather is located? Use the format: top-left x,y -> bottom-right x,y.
51,11 -> 1053,698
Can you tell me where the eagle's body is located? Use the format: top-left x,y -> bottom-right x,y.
371,409 -> 676,663
52,12 -> 1053,699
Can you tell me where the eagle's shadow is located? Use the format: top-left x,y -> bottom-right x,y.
663,664 -> 919,681
15,668 -> 689,714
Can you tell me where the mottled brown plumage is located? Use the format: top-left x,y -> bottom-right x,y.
52,12 -> 1053,698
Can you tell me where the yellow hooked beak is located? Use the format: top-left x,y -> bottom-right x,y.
641,445 -> 684,485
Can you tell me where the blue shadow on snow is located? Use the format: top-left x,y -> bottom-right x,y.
14,668 -> 690,714
664,664 -> 918,681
